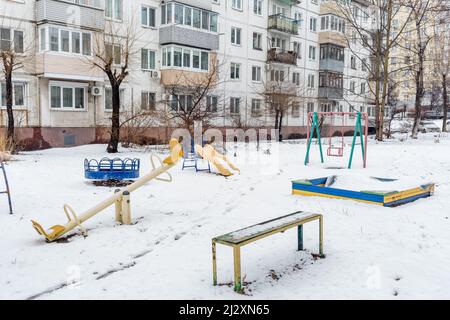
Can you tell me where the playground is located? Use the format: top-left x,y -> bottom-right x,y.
0,131 -> 449,299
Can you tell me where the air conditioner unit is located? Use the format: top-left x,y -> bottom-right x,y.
91,86 -> 103,96
151,71 -> 160,79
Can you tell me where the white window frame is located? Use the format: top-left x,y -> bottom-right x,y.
141,5 -> 156,28
232,0 -> 242,11
49,81 -> 88,111
105,0 -> 123,21
39,26 -> 92,56
141,48 -> 156,70
161,45 -> 209,72
0,81 -> 27,109
230,62 -> 241,80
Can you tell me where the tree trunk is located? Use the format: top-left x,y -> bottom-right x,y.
274,109 -> 279,130
442,74 -> 448,132
278,111 -> 283,142
411,51 -> 424,139
5,66 -> 15,151
107,84 -> 121,153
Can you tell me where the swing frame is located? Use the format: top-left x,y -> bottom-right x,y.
304,112 -> 368,169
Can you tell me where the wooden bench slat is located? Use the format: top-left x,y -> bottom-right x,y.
214,211 -> 321,245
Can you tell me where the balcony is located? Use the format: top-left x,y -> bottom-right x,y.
36,0 -> 105,31
159,25 -> 219,51
319,87 -> 344,100
267,48 -> 298,66
268,14 -> 299,35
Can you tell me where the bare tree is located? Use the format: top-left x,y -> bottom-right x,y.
256,70 -> 305,142
88,19 -> 141,153
431,14 -> 450,132
159,61 -> 223,136
402,0 -> 446,138
0,20 -> 32,152
336,0 -> 411,141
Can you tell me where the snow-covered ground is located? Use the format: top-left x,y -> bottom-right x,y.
1,134 -> 449,300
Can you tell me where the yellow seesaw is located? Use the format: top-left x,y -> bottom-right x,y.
31,138 -> 183,242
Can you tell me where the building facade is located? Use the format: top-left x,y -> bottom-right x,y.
0,0 -> 373,148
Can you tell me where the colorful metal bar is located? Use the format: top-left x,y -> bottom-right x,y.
292,177 -> 435,207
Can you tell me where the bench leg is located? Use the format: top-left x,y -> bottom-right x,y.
233,246 -> 241,292
319,216 -> 324,257
297,225 -> 303,251
212,240 -> 217,286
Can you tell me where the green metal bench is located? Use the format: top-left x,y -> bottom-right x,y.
212,211 -> 324,292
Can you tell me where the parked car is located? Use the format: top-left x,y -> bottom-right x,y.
419,121 -> 441,133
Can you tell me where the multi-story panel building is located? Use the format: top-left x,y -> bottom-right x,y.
0,0 -> 372,148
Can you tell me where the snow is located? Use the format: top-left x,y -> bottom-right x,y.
1,133 -> 450,299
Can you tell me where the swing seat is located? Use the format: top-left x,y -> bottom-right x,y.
327,145 -> 344,157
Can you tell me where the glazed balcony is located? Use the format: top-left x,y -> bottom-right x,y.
36,0 -> 105,31
267,48 -> 298,66
268,14 -> 299,35
318,87 -> 344,100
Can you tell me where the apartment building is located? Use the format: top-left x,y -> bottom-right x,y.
0,0 -> 372,148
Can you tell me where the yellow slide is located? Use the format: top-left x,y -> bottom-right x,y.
195,144 -> 240,177
31,138 -> 183,242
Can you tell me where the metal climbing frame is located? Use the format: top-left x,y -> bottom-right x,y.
1,161 -> 13,214
304,112 -> 369,169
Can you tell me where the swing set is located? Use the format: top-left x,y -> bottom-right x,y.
304,112 -> 368,169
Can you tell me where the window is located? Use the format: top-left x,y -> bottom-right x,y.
232,0 -> 242,10
350,81 -> 355,93
307,74 -> 315,88
72,32 -> 80,54
175,3 -> 184,24
40,28 -> 46,51
141,92 -> 156,110
0,28 -> 23,53
308,45 -> 316,60
170,94 -> 193,112
49,82 -> 86,110
106,44 -> 121,65
230,97 -> 240,114
49,28 -> 59,51
105,87 -> 125,110
307,102 -> 314,113
141,6 -> 156,27
173,47 -> 182,67
253,32 -> 262,50
360,82 -> 366,94
61,30 -> 70,52
292,104 -> 300,117
141,49 -> 156,70
161,46 -> 209,71
270,69 -> 285,82
310,17 -> 317,32
105,0 -> 123,20
351,56 -> 356,69
362,58 -> 367,71
230,63 -> 241,80
253,0 -> 263,15
1,82 -> 26,107
252,66 -> 261,82
161,3 -> 172,24
294,12 -> 302,27
251,99 -> 261,115
293,41 -> 301,56
292,72 -> 300,85
161,2 -> 218,32
231,27 -> 241,45
206,96 -> 218,112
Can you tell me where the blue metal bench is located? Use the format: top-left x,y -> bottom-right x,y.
1,162 -> 12,214
84,158 -> 140,180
